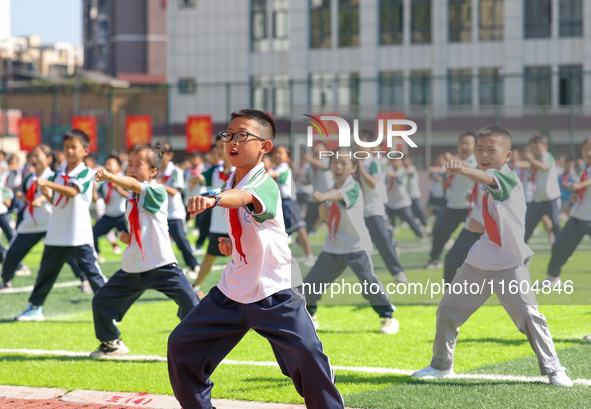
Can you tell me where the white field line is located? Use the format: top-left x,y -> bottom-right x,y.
2,281 -> 82,294
0,348 -> 590,386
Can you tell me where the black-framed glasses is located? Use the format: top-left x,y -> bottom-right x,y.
220,131 -> 266,143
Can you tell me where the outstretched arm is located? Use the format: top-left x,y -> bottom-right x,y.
446,160 -> 496,187
187,188 -> 261,217
95,169 -> 143,195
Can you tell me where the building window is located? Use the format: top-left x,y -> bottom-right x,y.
379,71 -> 404,105
272,0 -> 289,51
410,70 -> 431,105
449,0 -> 472,42
412,0 -> 432,44
339,0 -> 360,47
559,65 -> 583,105
380,0 -> 403,45
272,74 -> 290,117
310,0 -> 331,48
524,66 -> 552,105
337,73 -> 359,105
178,78 -> 196,94
479,0 -> 503,41
178,0 -> 196,7
560,0 -> 582,37
251,0 -> 269,52
310,73 -> 334,106
524,0 -> 551,39
251,75 -> 270,112
479,68 -> 503,105
448,69 -> 472,106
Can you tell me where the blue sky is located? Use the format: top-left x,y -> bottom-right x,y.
11,0 -> 82,45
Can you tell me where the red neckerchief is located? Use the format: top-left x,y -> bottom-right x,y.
128,196 -> 145,260
529,168 -> 537,182
327,202 -> 341,241
443,174 -> 454,190
162,174 -> 172,184
24,179 -> 37,223
482,192 -> 501,246
578,169 -> 588,202
219,171 -> 229,182
466,183 -> 478,218
54,175 -> 71,208
105,182 -> 114,204
229,207 -> 247,264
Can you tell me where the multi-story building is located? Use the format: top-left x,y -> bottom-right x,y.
0,36 -> 83,79
83,0 -> 167,84
168,0 -> 589,156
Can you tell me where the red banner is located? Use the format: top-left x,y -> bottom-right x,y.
125,116 -> 152,149
18,117 -> 42,152
377,112 -> 408,153
72,116 -> 98,153
186,115 -> 212,153
0,110 -> 22,136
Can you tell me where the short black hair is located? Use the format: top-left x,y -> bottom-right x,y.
459,131 -> 476,142
154,141 -> 173,154
105,155 -> 122,167
129,144 -> 163,171
230,109 -> 276,140
477,126 -> 512,149
529,133 -> 549,146
64,129 -> 91,149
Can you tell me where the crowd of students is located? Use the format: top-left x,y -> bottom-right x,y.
0,113 -> 588,406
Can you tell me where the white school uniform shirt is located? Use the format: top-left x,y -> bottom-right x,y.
445,154 -> 478,209
532,151 -> 561,202
360,156 -> 388,217
570,164 -> 591,221
386,167 -> 412,210
430,167 -> 445,199
122,180 -> 177,273
272,161 -> 292,199
406,165 -> 422,199
200,162 -> 233,234
183,163 -> 206,206
218,162 -> 300,304
45,162 -> 95,246
17,167 -> 54,234
465,183 -> 485,226
323,175 -> 373,254
161,161 -> 187,220
306,158 -> 333,193
465,164 -> 534,271
515,167 -> 535,203
97,177 -> 127,217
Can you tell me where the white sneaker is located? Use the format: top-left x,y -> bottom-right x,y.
394,271 -> 408,284
15,304 -> 44,321
583,335 -> 591,342
548,368 -> 573,387
424,260 -> 442,269
186,265 -> 200,281
97,254 -> 106,263
303,255 -> 316,267
379,317 -> 399,334
411,365 -> 454,379
112,245 -> 122,255
15,265 -> 32,276
90,339 -> 130,358
80,280 -> 92,294
542,275 -> 561,287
